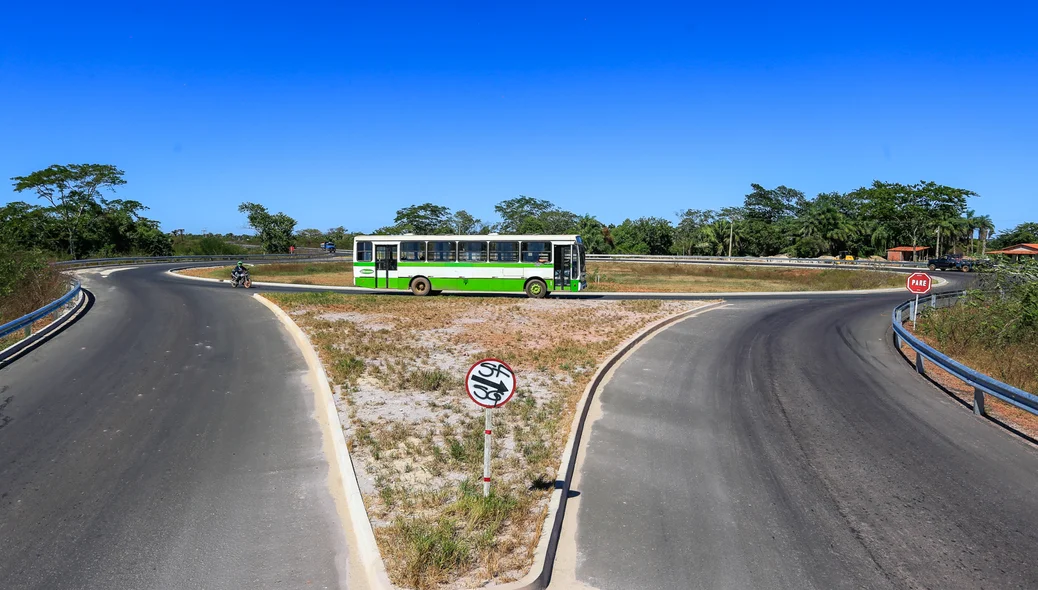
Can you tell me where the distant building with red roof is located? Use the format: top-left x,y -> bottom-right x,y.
886,246 -> 930,262
987,243 -> 1038,260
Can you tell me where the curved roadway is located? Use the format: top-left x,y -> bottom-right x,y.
5,263 -> 1035,590
561,272 -> 1038,589
0,264 -> 354,590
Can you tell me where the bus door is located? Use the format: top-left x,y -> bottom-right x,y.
553,244 -> 572,290
375,244 -> 398,288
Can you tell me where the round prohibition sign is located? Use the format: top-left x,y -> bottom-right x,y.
465,358 -> 517,408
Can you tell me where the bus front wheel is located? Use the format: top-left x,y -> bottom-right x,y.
410,277 -> 432,296
525,278 -> 548,299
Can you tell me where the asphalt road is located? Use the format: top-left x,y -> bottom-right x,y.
0,265 -> 351,589
569,273 -> 1038,589
2,261 -> 1009,590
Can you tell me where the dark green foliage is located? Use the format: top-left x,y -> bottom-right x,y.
990,222 -> 1038,250
611,217 -> 674,255
238,202 -> 297,253
393,203 -> 453,234
5,164 -> 172,259
173,234 -> 248,256
11,164 -> 127,258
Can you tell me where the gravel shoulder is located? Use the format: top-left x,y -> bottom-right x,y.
261,292 -> 713,589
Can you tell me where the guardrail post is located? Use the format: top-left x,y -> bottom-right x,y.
915,352 -> 925,375
930,293 -> 936,308
973,387 -> 986,416
24,325 -> 32,338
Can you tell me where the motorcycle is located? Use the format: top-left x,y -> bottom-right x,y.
231,269 -> 252,289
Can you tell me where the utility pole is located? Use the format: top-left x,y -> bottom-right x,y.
936,226 -> 942,258
727,217 -> 734,258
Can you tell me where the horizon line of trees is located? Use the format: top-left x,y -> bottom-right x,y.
297,182 -> 1031,259
3,163 -> 1036,263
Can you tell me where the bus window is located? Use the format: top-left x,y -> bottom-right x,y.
356,241 -> 373,262
460,241 -> 487,262
490,241 -> 519,262
401,241 -> 425,261
428,241 -> 456,262
521,241 -> 551,263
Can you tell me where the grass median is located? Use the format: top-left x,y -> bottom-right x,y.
262,292 -> 713,589
179,261 -> 903,292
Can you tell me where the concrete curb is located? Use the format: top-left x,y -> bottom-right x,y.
167,268 -> 923,297
0,289 -> 88,367
251,289 -> 724,590
484,300 -> 727,590
253,294 -> 393,590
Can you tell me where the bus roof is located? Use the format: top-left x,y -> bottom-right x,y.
354,234 -> 582,242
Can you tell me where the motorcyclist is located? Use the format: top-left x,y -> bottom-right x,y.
231,261 -> 248,282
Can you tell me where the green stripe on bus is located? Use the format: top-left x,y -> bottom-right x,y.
355,276 -> 573,292
353,262 -> 546,268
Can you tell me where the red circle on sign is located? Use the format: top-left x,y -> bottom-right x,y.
465,358 -> 517,408
906,272 -> 932,294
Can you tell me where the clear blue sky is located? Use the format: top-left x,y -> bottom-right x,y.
2,1 -> 1036,235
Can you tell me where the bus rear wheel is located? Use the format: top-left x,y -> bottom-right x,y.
410,277 -> 432,296
525,278 -> 547,299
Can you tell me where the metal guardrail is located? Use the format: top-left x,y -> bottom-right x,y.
0,280 -> 82,341
588,253 -> 925,268
892,291 -> 1038,417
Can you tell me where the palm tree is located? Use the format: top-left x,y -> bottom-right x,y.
703,218 -> 738,256
974,215 -> 995,256
963,209 -> 978,255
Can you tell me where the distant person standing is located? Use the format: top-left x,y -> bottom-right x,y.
289,245 -> 295,255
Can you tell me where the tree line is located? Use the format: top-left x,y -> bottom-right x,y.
3,164 -> 173,259
307,182 -> 1013,259
3,163 -> 1034,264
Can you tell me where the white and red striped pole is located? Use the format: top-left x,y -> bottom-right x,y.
483,408 -> 492,497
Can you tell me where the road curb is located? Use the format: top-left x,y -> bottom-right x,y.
0,289 -> 88,367
485,300 -> 727,590
253,293 -> 394,590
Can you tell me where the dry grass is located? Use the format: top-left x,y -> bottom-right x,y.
914,300 -> 1037,394
899,294 -> 1038,438
1,264 -> 70,349
0,265 -> 69,324
177,262 -> 355,286
178,262 -> 902,293
586,262 -> 904,292
263,292 -> 711,589
0,315 -> 60,350
897,339 -> 1038,439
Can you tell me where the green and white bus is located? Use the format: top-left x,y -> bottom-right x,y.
352,234 -> 587,297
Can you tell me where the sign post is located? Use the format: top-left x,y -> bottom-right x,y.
465,358 -> 517,497
906,272 -> 933,330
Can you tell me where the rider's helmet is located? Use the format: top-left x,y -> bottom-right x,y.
236,261 -> 244,267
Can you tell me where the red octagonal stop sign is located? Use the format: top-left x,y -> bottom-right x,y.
906,272 -> 932,294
